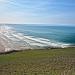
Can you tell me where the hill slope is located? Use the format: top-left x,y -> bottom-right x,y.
0,48 -> 75,75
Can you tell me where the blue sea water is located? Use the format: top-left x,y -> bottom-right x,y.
0,24 -> 75,52
8,24 -> 75,46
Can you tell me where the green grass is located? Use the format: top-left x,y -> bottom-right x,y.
0,48 -> 75,75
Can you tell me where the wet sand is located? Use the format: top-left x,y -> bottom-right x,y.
0,43 -> 5,53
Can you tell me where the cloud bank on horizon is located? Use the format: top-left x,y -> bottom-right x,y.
0,0 -> 75,25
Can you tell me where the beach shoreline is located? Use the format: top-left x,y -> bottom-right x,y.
0,47 -> 75,54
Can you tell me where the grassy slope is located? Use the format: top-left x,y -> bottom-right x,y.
0,48 -> 75,75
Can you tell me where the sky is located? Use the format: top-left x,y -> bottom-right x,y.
0,0 -> 75,25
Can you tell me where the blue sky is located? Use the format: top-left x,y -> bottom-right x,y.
0,0 -> 75,25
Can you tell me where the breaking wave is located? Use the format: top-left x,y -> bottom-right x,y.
0,25 -> 71,53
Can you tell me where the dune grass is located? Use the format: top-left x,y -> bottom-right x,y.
0,48 -> 75,75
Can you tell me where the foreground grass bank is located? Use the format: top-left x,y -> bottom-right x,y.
0,48 -> 75,75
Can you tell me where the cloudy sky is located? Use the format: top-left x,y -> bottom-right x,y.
0,0 -> 75,25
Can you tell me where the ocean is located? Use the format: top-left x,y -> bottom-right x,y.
11,24 -> 75,44
0,24 -> 75,52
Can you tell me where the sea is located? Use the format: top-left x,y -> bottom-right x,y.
10,24 -> 75,44
0,24 -> 75,52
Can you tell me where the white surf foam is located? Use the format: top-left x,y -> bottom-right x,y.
0,25 -> 71,52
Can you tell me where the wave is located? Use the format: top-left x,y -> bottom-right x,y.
0,25 -> 72,53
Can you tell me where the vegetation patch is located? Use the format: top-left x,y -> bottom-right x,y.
0,48 -> 75,75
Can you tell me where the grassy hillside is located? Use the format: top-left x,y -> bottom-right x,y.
0,48 -> 75,75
